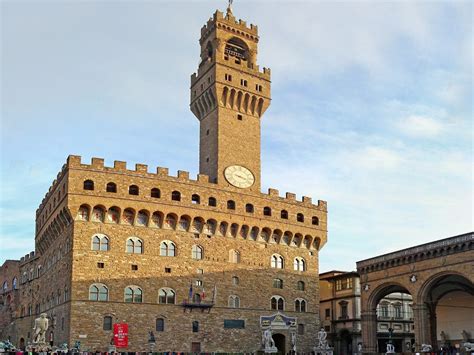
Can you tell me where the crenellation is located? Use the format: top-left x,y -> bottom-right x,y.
302,196 -> 312,204
286,192 -> 296,201
113,160 -> 127,171
157,167 -> 169,176
91,157 -> 104,169
177,170 -> 190,180
268,188 -> 279,197
67,155 -> 81,166
135,163 -> 148,173
197,173 -> 209,183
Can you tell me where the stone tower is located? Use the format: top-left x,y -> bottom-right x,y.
190,5 -> 271,192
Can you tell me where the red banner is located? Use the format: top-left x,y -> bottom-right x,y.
113,323 -> 128,348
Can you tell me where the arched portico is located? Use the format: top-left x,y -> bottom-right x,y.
357,233 -> 473,354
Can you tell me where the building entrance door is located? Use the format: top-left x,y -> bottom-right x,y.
272,333 -> 285,354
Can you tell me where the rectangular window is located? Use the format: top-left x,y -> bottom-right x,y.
192,321 -> 199,332
224,320 -> 245,329
225,74 -> 232,81
197,269 -> 204,274
325,308 -> 330,319
131,264 -> 138,271
237,114 -> 243,120
97,262 -> 104,268
324,325 -> 331,332
156,318 -> 164,332
195,280 -> 203,286
336,279 -> 342,291
103,316 -> 112,331
165,267 -> 171,273
298,324 -> 305,335
191,342 -> 201,352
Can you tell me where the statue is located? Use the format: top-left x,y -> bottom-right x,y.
148,331 -> 156,343
440,331 -> 447,343
463,342 -> 474,352
421,344 -> 432,352
262,328 -> 275,348
291,331 -> 297,351
357,343 -> 363,353
33,313 -> 49,344
462,330 -> 470,341
318,327 -> 328,348
386,343 -> 395,353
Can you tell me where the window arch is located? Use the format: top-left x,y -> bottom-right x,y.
271,296 -> 285,310
103,316 -> 113,330
106,182 -> 117,193
192,245 -> 203,260
124,286 -> 142,303
89,284 -> 108,301
228,295 -> 240,308
77,205 -> 90,221
263,206 -> 272,216
126,237 -> 143,254
91,234 -> 109,251
136,210 -> 149,226
160,241 -> 176,257
107,206 -> 120,224
227,200 -> 236,210
229,249 -> 240,263
91,206 -> 105,222
192,194 -> 200,204
297,213 -> 304,222
297,281 -> 305,291
208,197 -> 217,207
245,203 -> 254,213
232,276 -> 239,285
281,210 -> 288,219
271,254 -> 284,269
83,180 -> 94,190
171,191 -> 181,201
129,185 -> 139,195
158,288 -> 176,304
273,278 -> 283,289
151,188 -> 161,198
295,298 -> 307,312
294,257 -> 306,271
312,216 -> 319,225
156,318 -> 165,332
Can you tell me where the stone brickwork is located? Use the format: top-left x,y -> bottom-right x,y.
0,260 -> 20,339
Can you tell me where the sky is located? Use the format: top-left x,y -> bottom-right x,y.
1,0 -> 472,272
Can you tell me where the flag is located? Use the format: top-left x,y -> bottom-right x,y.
202,288 -> 205,300
188,283 -> 193,300
212,285 -> 217,304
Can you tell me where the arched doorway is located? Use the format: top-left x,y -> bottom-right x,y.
19,338 -> 25,350
338,328 -> 353,355
272,333 -> 286,354
419,273 -> 474,350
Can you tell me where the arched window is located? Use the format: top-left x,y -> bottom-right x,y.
122,208 -> 135,225
312,216 -> 319,225
227,200 -> 236,210
151,188 -> 161,198
295,298 -> 307,312
77,205 -> 90,221
208,197 -> 217,207
273,278 -> 283,289
156,318 -> 165,332
124,286 -> 142,303
193,293 -> 201,304
171,191 -> 181,201
106,182 -> 117,193
192,320 -> 199,332
12,277 -> 17,290
126,238 -> 143,254
192,194 -> 200,204
271,296 -> 285,310
394,303 -> 402,319
297,281 -> 305,291
228,295 -> 240,308
192,245 -> 203,260
229,249 -> 240,263
294,257 -> 306,271
129,185 -> 139,195
297,213 -> 304,222
91,206 -> 105,222
232,276 -> 239,285
271,254 -> 284,269
2,281 -> 7,292
83,180 -> 94,190
263,207 -> 272,216
91,234 -> 109,251
160,241 -> 176,257
89,284 -> 108,301
107,206 -> 120,223
158,288 -> 176,304
136,210 -> 149,226
245,203 -> 254,213
281,210 -> 288,219
103,316 -> 113,330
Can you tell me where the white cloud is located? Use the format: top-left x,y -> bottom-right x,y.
397,115 -> 444,138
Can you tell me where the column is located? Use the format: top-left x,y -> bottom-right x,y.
361,310 -> 377,354
412,303 -> 432,351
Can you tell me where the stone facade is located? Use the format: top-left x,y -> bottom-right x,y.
0,260 -> 20,340
1,5 -> 328,353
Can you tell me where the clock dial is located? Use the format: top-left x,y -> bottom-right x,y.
224,165 -> 255,188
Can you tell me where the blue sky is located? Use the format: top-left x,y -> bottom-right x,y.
1,0 -> 472,271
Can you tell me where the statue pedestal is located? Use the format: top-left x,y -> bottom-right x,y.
108,344 -> 117,353
313,346 -> 334,355
264,345 -> 278,353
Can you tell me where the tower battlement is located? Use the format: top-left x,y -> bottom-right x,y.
200,10 -> 259,41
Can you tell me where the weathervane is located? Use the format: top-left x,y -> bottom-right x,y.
227,0 -> 233,15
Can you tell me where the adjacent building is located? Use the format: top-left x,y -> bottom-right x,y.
1,5 -> 328,353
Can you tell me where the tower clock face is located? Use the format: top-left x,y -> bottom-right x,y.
224,165 -> 255,188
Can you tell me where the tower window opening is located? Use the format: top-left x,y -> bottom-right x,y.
237,114 -> 243,120
227,200 -> 236,210
200,84 -> 204,91
240,79 -> 248,87
225,74 -> 232,81
245,203 -> 254,213
206,129 -> 209,135
256,84 -> 263,92
281,210 -> 288,219
192,194 -> 201,204
83,180 -> 94,191
129,185 -> 139,195
297,213 -> 304,222
171,191 -> 181,201
263,207 -> 272,216
208,197 -> 217,207
106,182 -> 117,193
312,216 -> 319,225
